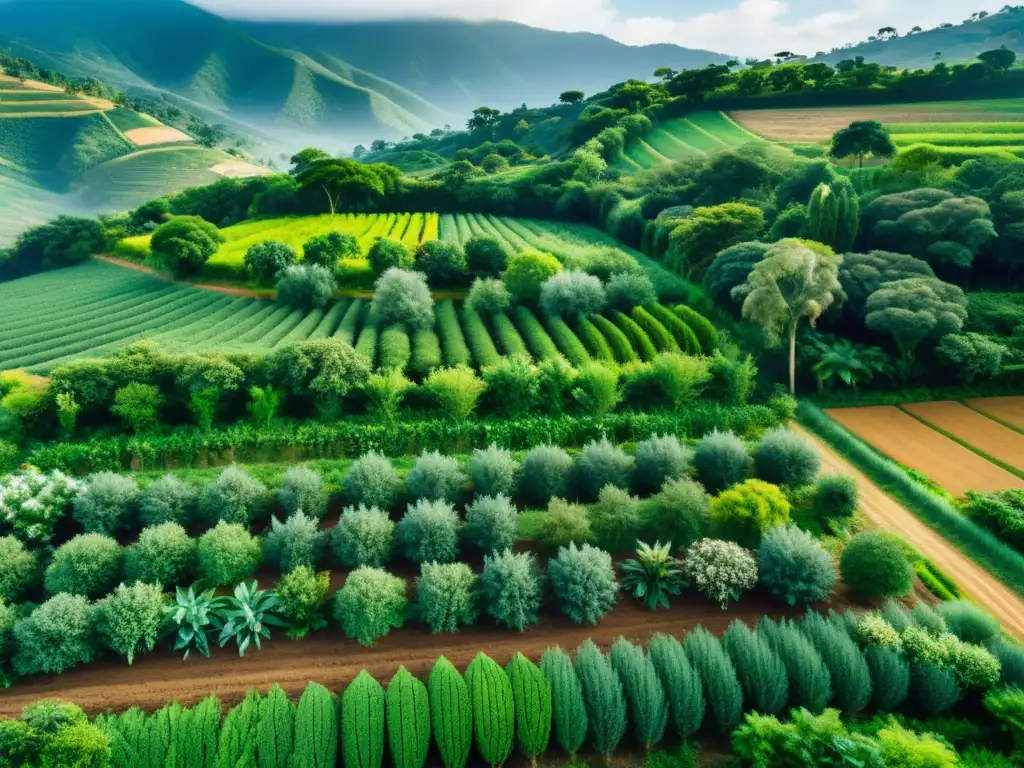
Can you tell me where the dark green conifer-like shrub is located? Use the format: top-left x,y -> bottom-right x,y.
540,647 -> 588,757
608,637 -> 668,751
574,639 -> 627,759
683,626 -> 743,734
648,633 -> 705,739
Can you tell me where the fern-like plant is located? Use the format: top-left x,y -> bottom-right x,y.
619,541 -> 686,611
217,581 -> 288,657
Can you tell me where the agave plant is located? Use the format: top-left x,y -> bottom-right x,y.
217,581 -> 289,657
619,541 -> 686,611
163,585 -> 227,660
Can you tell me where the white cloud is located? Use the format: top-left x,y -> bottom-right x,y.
190,0 -> 1010,58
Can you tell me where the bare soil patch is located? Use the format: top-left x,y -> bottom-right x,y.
730,105 -> 1022,141
211,160 -> 273,179
0,590 -> 860,717
124,126 -> 192,146
825,405 -> 1024,495
902,401 -> 1024,473
794,425 -> 1024,643
966,396 -> 1024,432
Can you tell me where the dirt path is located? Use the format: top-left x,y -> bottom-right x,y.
0,589 -> 863,717
902,401 -> 1024,473
825,405 -> 1024,495
793,424 -> 1024,642
967,396 -> 1024,432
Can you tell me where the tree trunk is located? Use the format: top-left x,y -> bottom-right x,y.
788,320 -> 798,395
322,185 -> 336,216
858,154 -> 864,169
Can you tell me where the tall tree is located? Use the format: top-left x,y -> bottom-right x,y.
733,239 -> 843,394
807,177 -> 860,252
829,121 -> 896,168
559,90 -> 585,104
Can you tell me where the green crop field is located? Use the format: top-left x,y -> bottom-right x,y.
105,108 -> 160,132
0,169 -> 71,246
0,92 -> 86,103
0,101 -> 103,115
613,111 -> 764,171
0,114 -> 130,179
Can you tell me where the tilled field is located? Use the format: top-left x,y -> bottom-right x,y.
825,405 -> 1024,495
902,400 -> 1024,473
967,396 -> 1024,431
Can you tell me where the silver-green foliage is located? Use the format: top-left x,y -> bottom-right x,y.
465,495 -> 518,554
572,438 -> 634,501
406,451 -> 465,503
125,522 -> 197,587
518,445 -> 573,506
757,617 -> 832,713
648,633 -> 705,739
263,512 -> 327,573
95,581 -> 164,664
692,429 -> 752,495
429,657 -> 472,768
138,474 -> 197,526
73,471 -> 139,534
469,444 -> 519,497
417,562 -> 477,634
757,525 -> 836,606
609,637 -> 667,750
344,452 -> 402,510
399,500 -> 460,564
480,550 -> 542,631
217,580 -> 287,657
683,626 -> 742,734
197,465 -> 267,525
574,639 -> 627,758
540,647 -> 588,756
632,434 -> 691,496
332,505 -> 394,568
276,466 -> 328,520
799,611 -> 872,714
722,619 -> 788,715
548,543 -> 619,625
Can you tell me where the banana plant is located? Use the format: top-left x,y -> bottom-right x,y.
619,540 -> 686,611
217,581 -> 289,657
163,585 -> 228,660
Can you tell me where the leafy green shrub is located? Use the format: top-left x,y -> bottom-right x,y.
911,662 -> 962,716
911,602 -> 948,634
341,670 -> 385,768
480,550 -> 541,631
385,667 -> 430,768
673,305 -> 719,354
683,626 -> 742,733
573,438 -> 633,501
505,653 -> 552,761
263,512 -> 327,573
40,723 -> 112,768
633,435 -> 691,496
13,593 -> 95,675
710,479 -> 791,548
990,638 -> 1024,687
368,238 -> 413,274
811,474 -> 858,526
435,300 -> 470,367
574,639 -> 627,758
197,522 -> 261,587
333,567 -> 407,647
111,383 -> 163,434
609,637 -> 667,750
410,329 -> 443,378
276,466 -> 328,520
277,264 -> 338,310
540,647 -> 588,757
481,356 -> 538,418
466,495 -> 518,554
95,581 -> 164,665
723,619 -> 787,715
505,251 -> 562,304
858,613 -> 902,648
865,645 -> 911,712
641,478 -> 709,550
332,505 -> 394,568
514,306 -> 561,362
399,500 -> 460,564
693,429 -> 752,495
73,472 -> 138,534
125,522 -> 196,587
592,315 -> 638,364
576,316 -> 616,364
519,445 -> 573,506
537,499 -> 592,550
244,240 -> 296,284
304,231 -> 358,268
684,538 -> 757,609
469,444 -> 518,498
415,240 -> 467,286
840,532 -> 914,598
588,485 -> 641,551
648,633 -> 705,739
549,543 -> 619,625
460,304 -> 501,368
344,452 -> 402,510
646,303 -> 702,355
424,367 -> 486,422
570,363 -> 619,416
138,474 -> 197,527
429,657 -> 472,768
758,525 -> 836,606
417,562 -> 476,634
939,601 -> 1000,645
758,617 -> 832,713
372,269 -> 434,331
539,271 -> 606,318
293,682 -> 338,768
464,236 -> 509,278
44,533 -> 121,599
197,465 -> 267,526
606,273 -> 656,312
753,428 -> 820,488
465,653 -> 515,767
800,611 -> 872,714
151,216 -> 223,277
276,565 -> 330,639
0,536 -> 37,603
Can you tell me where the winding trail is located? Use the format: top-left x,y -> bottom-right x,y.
793,424 -> 1024,642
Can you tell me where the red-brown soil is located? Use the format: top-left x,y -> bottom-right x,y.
902,400 -> 1024,473
966,396 -> 1024,432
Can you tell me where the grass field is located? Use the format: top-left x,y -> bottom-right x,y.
613,111 -> 764,171
105,108 -> 159,132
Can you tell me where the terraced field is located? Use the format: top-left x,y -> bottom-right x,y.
614,111 -> 764,171
827,401 -> 1024,495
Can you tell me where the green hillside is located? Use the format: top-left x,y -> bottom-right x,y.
613,111 -> 766,171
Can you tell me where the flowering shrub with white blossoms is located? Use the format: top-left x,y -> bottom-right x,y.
684,538 -> 757,609
0,468 -> 83,544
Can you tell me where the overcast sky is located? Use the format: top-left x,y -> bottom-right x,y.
191,0 -> 1009,57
